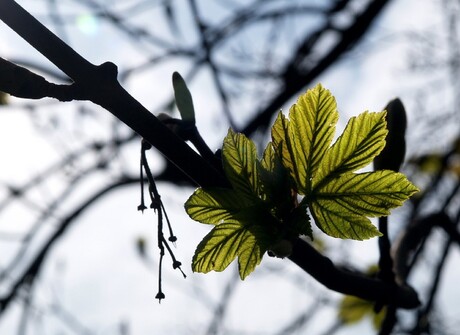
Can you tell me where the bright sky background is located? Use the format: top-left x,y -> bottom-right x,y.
0,1 -> 459,334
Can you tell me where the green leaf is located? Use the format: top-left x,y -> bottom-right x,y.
260,141 -> 277,173
172,71 -> 195,123
258,143 -> 313,237
222,129 -> 259,198
338,264 -> 387,329
313,111 -> 387,188
185,188 -> 256,225
310,199 -> 381,240
192,222 -> 271,279
288,84 -> 338,192
186,132 -> 294,279
272,84 -> 338,194
271,112 -> 296,183
259,142 -> 291,205
310,170 -> 418,239
315,171 -> 418,216
339,295 -> 371,324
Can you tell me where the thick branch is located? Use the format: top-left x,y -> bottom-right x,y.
0,0 -> 226,189
288,238 -> 420,309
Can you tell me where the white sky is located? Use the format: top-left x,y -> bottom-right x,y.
0,0 -> 457,334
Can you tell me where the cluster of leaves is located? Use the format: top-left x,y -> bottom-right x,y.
185,84 -> 418,279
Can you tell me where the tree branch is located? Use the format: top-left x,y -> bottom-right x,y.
0,0 -> 421,312
241,0 -> 392,136
288,238 -> 420,309
0,0 -> 226,189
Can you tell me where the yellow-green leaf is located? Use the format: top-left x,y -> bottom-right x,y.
310,170 -> 418,239
315,171 -> 419,217
313,111 -> 387,188
289,84 -> 338,192
271,112 -> 296,183
192,222 -> 270,279
272,84 -> 338,194
310,199 -> 382,240
222,129 -> 259,198
185,188 -> 256,225
339,295 -> 371,324
185,83 -> 420,280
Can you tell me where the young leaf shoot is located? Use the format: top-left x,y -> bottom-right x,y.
185,83 -> 419,279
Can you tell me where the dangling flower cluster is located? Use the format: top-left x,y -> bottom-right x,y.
138,139 -> 186,302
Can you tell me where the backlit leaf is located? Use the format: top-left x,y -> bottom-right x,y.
272,84 -> 338,194
192,222 -> 270,279
339,295 -> 371,324
310,199 -> 381,240
222,129 -> 259,198
185,188 -> 255,225
185,83 -> 419,279
310,171 -> 418,239
313,111 -> 387,188
289,84 -> 338,193
272,112 -> 296,183
315,171 -> 418,216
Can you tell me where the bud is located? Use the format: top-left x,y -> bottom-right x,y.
374,98 -> 407,172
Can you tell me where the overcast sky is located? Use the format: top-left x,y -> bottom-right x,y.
0,1 -> 458,334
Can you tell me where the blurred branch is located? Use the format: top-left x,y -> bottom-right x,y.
241,0 -> 392,136
0,176 -> 137,314
0,0 -> 226,188
411,235 -> 452,334
189,0 -> 235,128
274,300 -> 325,335
205,268 -> 239,335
